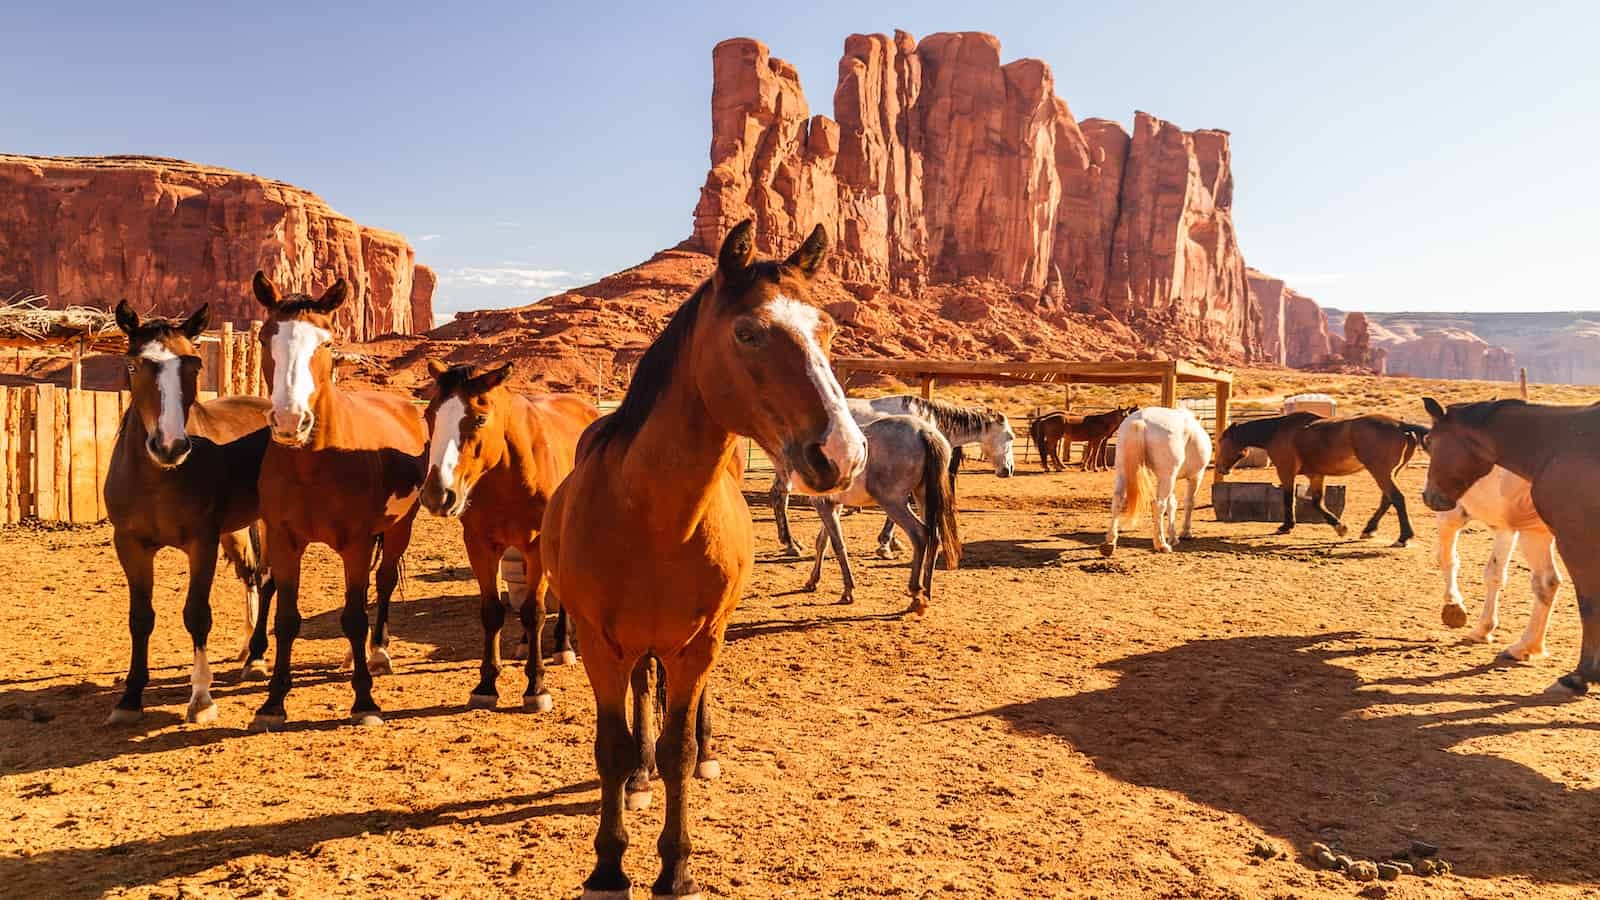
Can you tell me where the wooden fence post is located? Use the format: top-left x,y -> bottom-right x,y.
0,386 -> 12,523
220,323 -> 235,396
34,384 -> 57,520
1160,363 -> 1178,408
248,321 -> 264,396
1519,367 -> 1529,401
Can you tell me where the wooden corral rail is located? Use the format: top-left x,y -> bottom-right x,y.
832,357 -> 1234,441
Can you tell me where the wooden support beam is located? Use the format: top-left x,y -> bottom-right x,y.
1215,379 -> 1232,444
1063,382 -> 1072,414
1160,362 -> 1178,408
34,385 -> 57,520
920,375 -> 934,400
219,322 -> 234,396
70,338 -> 84,391
248,321 -> 264,396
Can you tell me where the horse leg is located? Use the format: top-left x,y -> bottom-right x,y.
626,656 -> 659,810
552,599 -> 577,666
1151,469 -> 1176,553
1502,529 -> 1559,662
240,523 -> 274,681
1179,475 -> 1199,541
651,644 -> 717,899
250,531 -> 303,732
338,539 -> 383,726
1306,475 -> 1348,538
1100,470 -> 1125,557
369,512 -> 415,675
876,513 -> 899,559
883,496 -> 930,615
219,528 -> 257,665
1388,480 -> 1416,548
518,540 -> 554,712
180,538 -> 221,725
695,683 -> 719,779
107,532 -> 156,724
580,647 -> 640,899
1468,529 -> 1517,643
769,475 -> 801,557
466,538 -> 505,709
1437,507 -> 1471,628
1360,493 -> 1392,539
1274,463 -> 1299,535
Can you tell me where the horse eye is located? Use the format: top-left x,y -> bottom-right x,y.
474,415 -> 488,427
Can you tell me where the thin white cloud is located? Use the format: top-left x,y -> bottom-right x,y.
417,233 -> 441,242
442,266 -> 579,293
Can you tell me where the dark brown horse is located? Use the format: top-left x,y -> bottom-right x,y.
1030,406 -> 1134,472
1214,412 -> 1428,545
419,359 -> 598,711
249,273 -> 427,730
541,220 -> 866,898
1421,397 -> 1600,695
104,302 -> 275,725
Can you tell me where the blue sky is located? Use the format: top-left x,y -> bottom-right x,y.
6,1 -> 1597,317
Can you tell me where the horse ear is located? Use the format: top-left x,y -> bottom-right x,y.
785,224 -> 829,278
316,279 -> 350,312
180,304 -> 209,339
253,271 -> 280,309
718,219 -> 757,276
474,362 -> 512,391
114,300 -> 139,335
1423,397 -> 1446,421
426,358 -> 450,379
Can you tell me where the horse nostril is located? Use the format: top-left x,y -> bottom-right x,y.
172,437 -> 191,457
803,441 -> 840,489
441,489 -> 458,511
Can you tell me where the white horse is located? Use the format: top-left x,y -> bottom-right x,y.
1100,406 -> 1212,556
1436,465 -> 1561,661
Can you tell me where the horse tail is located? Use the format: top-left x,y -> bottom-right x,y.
921,429 -> 962,570
1030,416 -> 1049,469
1115,422 -> 1154,526
1400,422 -> 1430,454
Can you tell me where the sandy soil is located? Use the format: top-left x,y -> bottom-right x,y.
3,458 -> 1599,899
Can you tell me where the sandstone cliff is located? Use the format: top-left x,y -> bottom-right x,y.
687,32 -> 1254,360
0,154 -> 432,340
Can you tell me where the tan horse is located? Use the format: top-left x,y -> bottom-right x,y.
1030,407 -> 1133,472
419,359 -> 598,711
104,302 -> 275,725
1215,412 -> 1428,546
249,274 -> 428,731
1422,397 -> 1600,695
541,220 -> 866,899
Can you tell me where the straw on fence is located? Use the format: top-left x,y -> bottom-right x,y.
0,295 -> 121,350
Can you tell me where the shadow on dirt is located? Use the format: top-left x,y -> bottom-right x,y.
978,631 -> 1600,883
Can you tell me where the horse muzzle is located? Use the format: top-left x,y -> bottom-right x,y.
784,438 -> 862,496
420,473 -> 466,518
1421,486 -> 1457,513
269,409 -> 314,446
145,435 -> 192,469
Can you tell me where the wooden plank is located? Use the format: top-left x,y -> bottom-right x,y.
920,376 -> 934,400
0,387 -> 12,523
248,321 -> 264,396
34,385 -> 57,520
14,388 -> 32,521
71,339 -> 84,391
1214,379 -> 1232,447
53,388 -> 69,522
68,389 -> 98,523
219,323 -> 235,397
94,391 -> 120,521
1160,363 -> 1178,409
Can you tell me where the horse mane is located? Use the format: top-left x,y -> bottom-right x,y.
581,281 -> 708,458
1221,415 -> 1286,449
1452,398 -> 1525,428
903,396 -> 1007,435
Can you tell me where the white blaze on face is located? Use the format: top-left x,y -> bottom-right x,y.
270,321 -> 331,427
141,343 -> 187,445
767,297 -> 868,487
428,396 -> 466,493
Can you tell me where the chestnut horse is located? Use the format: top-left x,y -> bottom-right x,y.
542,220 -> 866,898
1030,407 -> 1134,472
249,274 -> 427,730
1422,397 -> 1600,695
104,302 -> 275,725
1215,412 -> 1428,546
419,359 -> 598,711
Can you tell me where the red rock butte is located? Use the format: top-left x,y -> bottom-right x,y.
0,154 -> 433,340
687,32 -> 1255,360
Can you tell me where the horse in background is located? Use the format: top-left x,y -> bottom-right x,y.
1435,465 -> 1560,661
1422,397 -> 1600,695
1100,407 -> 1212,556
103,302 -> 275,725
1030,407 -> 1134,472
249,273 -> 427,730
802,414 -> 961,612
769,393 -> 1011,557
1214,412 -> 1427,546
542,221 -> 865,898
419,359 -> 598,711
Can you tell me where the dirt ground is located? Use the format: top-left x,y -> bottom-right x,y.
3,456 -> 1599,898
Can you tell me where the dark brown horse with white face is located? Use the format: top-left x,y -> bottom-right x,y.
1422,397 -> 1600,696
542,220 -> 866,899
1214,412 -> 1428,546
104,302 -> 275,725
249,273 -> 427,730
419,359 -> 599,711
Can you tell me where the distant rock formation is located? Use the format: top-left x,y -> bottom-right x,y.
1324,310 -> 1600,383
688,32 -> 1254,360
0,154 -> 433,340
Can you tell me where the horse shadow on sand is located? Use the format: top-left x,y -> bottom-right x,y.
978,631 -> 1600,884
0,780 -> 600,898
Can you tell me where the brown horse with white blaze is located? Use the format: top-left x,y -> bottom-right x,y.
1421,397 -> 1600,695
541,220 -> 866,898
104,302 -> 275,725
419,359 -> 598,711
249,273 -> 428,731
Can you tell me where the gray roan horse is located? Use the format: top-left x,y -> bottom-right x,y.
802,414 -> 962,613
771,394 -> 1012,556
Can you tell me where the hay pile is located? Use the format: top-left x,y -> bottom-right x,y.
0,295 -> 121,350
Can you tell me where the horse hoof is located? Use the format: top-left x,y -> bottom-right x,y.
1097,543 -> 1115,557
1547,675 -> 1589,697
1440,604 -> 1469,628
524,692 -> 554,713
837,594 -> 854,605
695,759 -> 722,780
352,712 -> 385,727
556,650 -> 578,667
241,660 -> 270,682
1333,524 -> 1350,538
876,548 -> 896,560
367,648 -> 393,676
625,789 -> 653,811
249,713 -> 287,733
1153,544 -> 1172,554
467,692 -> 499,710
582,891 -> 634,900
185,700 -> 218,725
801,580 -> 819,593
1392,539 -> 1411,549
1360,530 -> 1377,540
1274,526 -> 1294,535
652,893 -> 704,900
105,706 -> 144,726
1495,649 -> 1532,665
